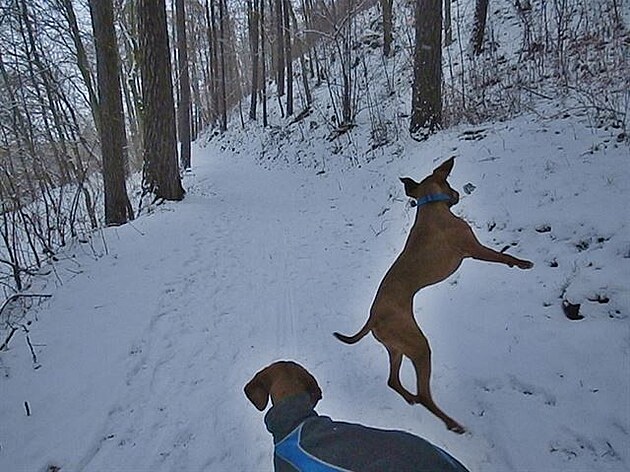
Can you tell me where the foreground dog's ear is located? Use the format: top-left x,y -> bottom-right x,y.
432,157 -> 455,179
244,371 -> 270,411
304,369 -> 323,406
399,177 -> 419,196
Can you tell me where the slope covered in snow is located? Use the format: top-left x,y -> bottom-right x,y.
1,108 -> 628,471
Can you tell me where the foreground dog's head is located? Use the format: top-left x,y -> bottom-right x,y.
400,157 -> 460,206
244,361 -> 323,411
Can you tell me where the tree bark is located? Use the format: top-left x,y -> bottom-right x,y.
88,0 -> 134,224
248,0 -> 260,120
410,0 -> 443,137
283,0 -> 293,116
260,0 -> 268,126
176,0 -> 192,169
204,0 -> 219,126
274,0 -> 285,97
138,0 -> 184,201
218,0 -> 228,131
381,0 -> 393,56
444,0 -> 454,46
472,0 -> 490,55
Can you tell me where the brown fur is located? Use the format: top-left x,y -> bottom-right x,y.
244,361 -> 322,411
334,157 -> 534,433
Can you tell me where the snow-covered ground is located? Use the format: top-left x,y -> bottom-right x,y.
1,108 -> 628,471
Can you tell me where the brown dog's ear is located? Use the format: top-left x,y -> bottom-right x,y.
303,369 -> 323,406
244,371 -> 270,411
399,177 -> 419,196
432,157 -> 455,179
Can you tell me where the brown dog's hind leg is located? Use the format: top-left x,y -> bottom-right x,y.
407,340 -> 466,434
385,346 -> 416,404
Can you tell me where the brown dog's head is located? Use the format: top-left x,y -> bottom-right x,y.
400,157 -> 460,206
244,361 -> 323,411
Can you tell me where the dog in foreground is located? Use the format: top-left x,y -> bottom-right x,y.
334,157 -> 534,434
245,360 -> 470,472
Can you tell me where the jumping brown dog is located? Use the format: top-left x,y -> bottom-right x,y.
334,157 -> 534,434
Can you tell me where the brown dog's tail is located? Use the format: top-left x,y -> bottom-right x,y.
333,319 -> 371,344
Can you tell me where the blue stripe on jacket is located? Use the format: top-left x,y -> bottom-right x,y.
275,423 -> 351,472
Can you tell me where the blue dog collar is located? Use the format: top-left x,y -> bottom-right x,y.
412,193 -> 452,207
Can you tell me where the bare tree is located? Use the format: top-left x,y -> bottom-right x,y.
204,0 -> 220,126
176,0 -> 192,169
444,0 -> 454,46
248,0 -> 261,120
274,0 -> 286,97
89,0 -> 134,225
471,0 -> 490,55
260,0 -> 269,126
218,0 -> 228,131
410,0 -> 443,137
381,0 -> 393,56
138,0 -> 184,201
283,0 -> 294,116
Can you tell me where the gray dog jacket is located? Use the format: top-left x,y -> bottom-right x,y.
264,393 -> 470,472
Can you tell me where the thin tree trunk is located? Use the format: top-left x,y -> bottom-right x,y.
471,0 -> 490,55
283,0 -> 293,116
260,0 -> 268,126
274,0 -> 285,97
381,0 -> 393,56
410,0 -> 443,136
205,0 -> 219,126
444,0 -> 454,46
176,0 -> 192,169
218,0 -> 228,131
248,0 -> 260,120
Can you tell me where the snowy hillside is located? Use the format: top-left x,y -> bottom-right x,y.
2,0 -> 629,471
1,109 -> 628,471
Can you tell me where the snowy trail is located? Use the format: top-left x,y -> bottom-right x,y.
80,157 -> 315,470
47,153 -> 387,471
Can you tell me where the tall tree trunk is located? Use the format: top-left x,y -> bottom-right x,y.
88,0 -> 134,225
176,0 -> 192,169
205,0 -> 219,126
410,0 -> 443,137
248,0 -> 260,120
260,0 -> 268,126
381,0 -> 393,56
283,0 -> 293,116
274,0 -> 285,97
218,0 -> 228,131
471,0 -> 490,55
138,0 -> 185,201
444,0 -> 454,46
